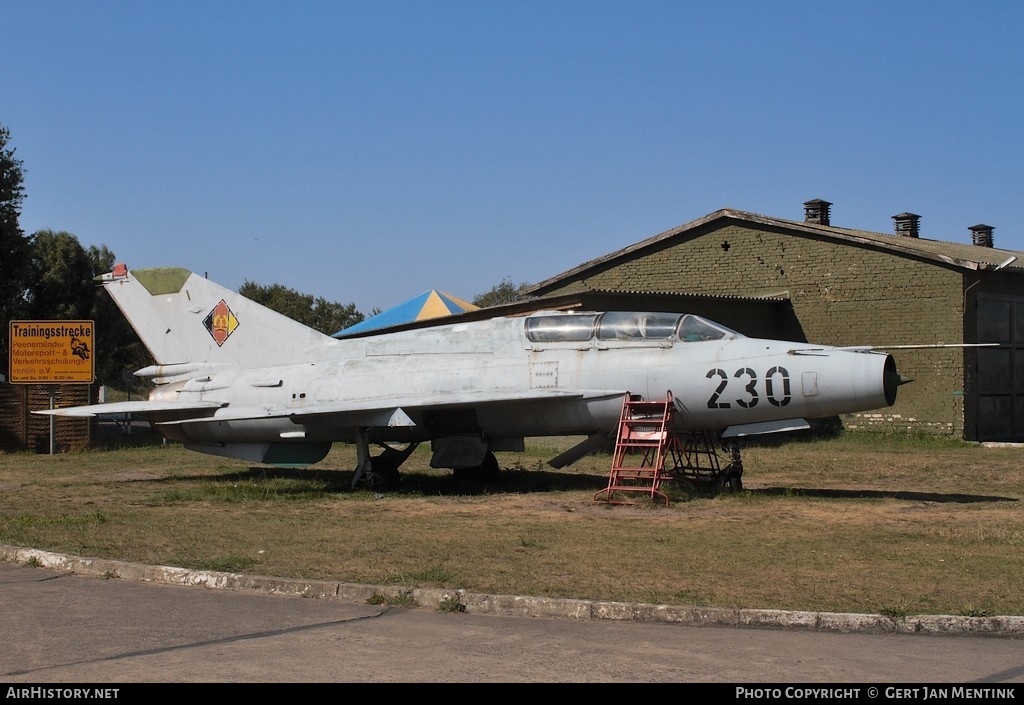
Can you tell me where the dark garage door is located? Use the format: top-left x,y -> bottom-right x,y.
977,293 -> 1024,442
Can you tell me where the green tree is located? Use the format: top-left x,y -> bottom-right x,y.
238,281 -> 364,335
26,230 -> 95,320
473,277 -> 529,308
0,124 -> 32,377
25,232 -> 150,390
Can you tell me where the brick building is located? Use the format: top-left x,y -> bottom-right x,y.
523,200 -> 1024,442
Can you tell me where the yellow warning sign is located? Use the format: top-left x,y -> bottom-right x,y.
8,320 -> 95,384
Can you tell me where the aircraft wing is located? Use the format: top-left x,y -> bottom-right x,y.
35,389 -> 625,429
156,388 -> 625,428
35,400 -> 224,417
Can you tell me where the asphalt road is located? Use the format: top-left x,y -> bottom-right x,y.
2,562 -> 1024,684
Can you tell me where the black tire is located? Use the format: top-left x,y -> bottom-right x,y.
719,470 -> 743,493
453,452 -> 500,483
365,457 -> 401,490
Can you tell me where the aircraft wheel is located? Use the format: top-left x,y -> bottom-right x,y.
478,452 -> 500,480
452,452 -> 500,483
719,470 -> 743,493
365,457 -> 401,490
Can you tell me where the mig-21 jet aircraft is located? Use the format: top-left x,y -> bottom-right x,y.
38,264 -> 910,490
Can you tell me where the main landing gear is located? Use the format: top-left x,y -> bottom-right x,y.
351,430 -> 420,490
719,440 -> 744,492
350,433 -> 502,490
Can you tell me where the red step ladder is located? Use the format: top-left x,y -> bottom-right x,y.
594,393 -> 681,505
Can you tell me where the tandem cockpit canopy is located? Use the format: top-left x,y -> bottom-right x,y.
523,312 -> 742,344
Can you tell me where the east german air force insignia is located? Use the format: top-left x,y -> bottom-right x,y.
203,299 -> 239,346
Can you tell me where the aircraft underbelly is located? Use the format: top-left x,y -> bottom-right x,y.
473,397 -> 625,437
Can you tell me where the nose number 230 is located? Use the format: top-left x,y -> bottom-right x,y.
706,367 -> 792,408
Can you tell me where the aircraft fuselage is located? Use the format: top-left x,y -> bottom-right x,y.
148,312 -> 896,456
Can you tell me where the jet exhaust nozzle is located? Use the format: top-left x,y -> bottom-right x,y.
882,355 -> 907,407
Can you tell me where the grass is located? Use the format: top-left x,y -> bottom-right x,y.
1,428 -> 1022,617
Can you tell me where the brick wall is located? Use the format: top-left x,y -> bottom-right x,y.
537,221 -> 967,435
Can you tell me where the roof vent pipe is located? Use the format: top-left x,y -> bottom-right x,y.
892,212 -> 921,238
969,224 -> 994,248
803,199 -> 832,226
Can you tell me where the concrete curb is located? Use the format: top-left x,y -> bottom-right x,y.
5,544 -> 1022,638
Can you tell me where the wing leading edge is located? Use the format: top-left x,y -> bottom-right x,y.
36,400 -> 223,417
36,388 -> 624,427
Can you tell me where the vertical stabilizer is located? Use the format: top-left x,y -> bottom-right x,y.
98,264 -> 335,368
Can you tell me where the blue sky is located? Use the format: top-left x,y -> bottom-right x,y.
6,1 -> 1023,314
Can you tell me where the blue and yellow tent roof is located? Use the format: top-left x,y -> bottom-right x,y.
334,289 -> 480,337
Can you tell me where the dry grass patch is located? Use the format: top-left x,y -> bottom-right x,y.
1,431 -> 1022,616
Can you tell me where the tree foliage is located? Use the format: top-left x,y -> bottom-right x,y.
26,230 -> 95,320
473,277 -> 529,308
238,280 -> 364,335
0,124 -> 32,375
23,230 -> 150,389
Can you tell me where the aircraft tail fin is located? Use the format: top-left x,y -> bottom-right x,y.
99,264 -> 335,371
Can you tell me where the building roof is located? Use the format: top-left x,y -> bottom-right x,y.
525,208 -> 1024,295
577,286 -> 791,302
